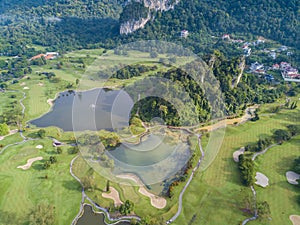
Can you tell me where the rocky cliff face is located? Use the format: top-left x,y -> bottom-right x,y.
120,0 -> 179,35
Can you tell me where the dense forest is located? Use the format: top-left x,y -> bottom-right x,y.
124,51 -> 295,126
0,0 -> 299,58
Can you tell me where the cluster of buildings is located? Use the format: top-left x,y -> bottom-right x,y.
221,34 -> 267,57
280,62 -> 300,80
249,61 -> 299,82
29,52 -> 59,61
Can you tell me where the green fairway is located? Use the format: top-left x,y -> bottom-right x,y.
0,138 -> 81,225
172,101 -> 300,225
252,136 -> 300,225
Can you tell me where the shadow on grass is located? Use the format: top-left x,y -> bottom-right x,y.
223,157 -> 242,186
275,156 -> 296,175
32,162 -> 45,171
276,181 -> 299,194
63,180 -> 82,192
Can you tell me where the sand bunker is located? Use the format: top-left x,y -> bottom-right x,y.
102,187 -> 123,207
0,129 -> 18,141
17,157 -> 43,170
23,87 -> 29,90
36,145 -> 43,149
38,82 -> 44,86
290,215 -> 300,225
286,171 -> 300,185
233,147 -> 245,162
117,174 -> 167,209
20,82 -> 26,86
255,172 -> 269,187
47,99 -> 54,106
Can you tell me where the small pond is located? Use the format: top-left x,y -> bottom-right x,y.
75,204 -> 130,225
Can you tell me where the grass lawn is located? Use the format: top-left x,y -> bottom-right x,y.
252,136 -> 300,225
0,138 -> 81,225
172,100 -> 299,225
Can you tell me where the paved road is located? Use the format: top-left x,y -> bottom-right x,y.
252,143 -> 279,161
168,134 -> 204,224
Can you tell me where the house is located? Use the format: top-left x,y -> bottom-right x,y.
30,54 -> 46,61
250,62 -> 264,71
272,64 -> 280,70
244,48 -> 251,57
264,74 -> 275,82
269,51 -> 276,59
52,139 -> 62,147
30,52 -> 59,61
222,34 -> 230,39
45,52 -> 59,60
180,30 -> 189,38
279,46 -> 287,52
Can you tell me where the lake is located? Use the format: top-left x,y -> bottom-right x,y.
30,88 -> 134,131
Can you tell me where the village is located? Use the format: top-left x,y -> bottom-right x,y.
221,33 -> 300,82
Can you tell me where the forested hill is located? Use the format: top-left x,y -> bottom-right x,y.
0,0 -> 299,55
121,0 -> 299,48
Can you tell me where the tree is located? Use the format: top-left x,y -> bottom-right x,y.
273,129 -> 291,143
150,51 -> 158,58
75,78 -> 80,85
28,202 -> 55,225
287,124 -> 300,136
43,161 -> 51,169
238,155 -> 255,186
293,157 -> 300,174
82,176 -> 95,191
68,146 -> 79,154
106,180 -> 110,192
37,129 -> 46,138
49,156 -> 57,164
0,123 -> 9,136
119,200 -> 134,215
257,201 -> 271,221
56,147 -> 62,154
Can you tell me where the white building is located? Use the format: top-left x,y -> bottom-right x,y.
180,30 -> 189,38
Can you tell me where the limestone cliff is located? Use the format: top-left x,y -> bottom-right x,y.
120,0 -> 179,34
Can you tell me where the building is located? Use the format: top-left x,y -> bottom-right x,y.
250,62 -> 264,72
244,48 -> 251,57
269,51 -> 276,59
180,30 -> 189,38
272,64 -> 280,70
30,52 -> 59,61
264,74 -> 275,82
222,34 -> 230,39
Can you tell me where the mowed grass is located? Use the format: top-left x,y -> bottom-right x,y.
0,139 -> 81,225
172,102 -> 300,225
252,136 -> 300,225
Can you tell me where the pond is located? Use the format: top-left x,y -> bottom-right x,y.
84,132 -> 191,191
32,88 -> 191,189
30,88 -> 133,132
75,204 -> 130,225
